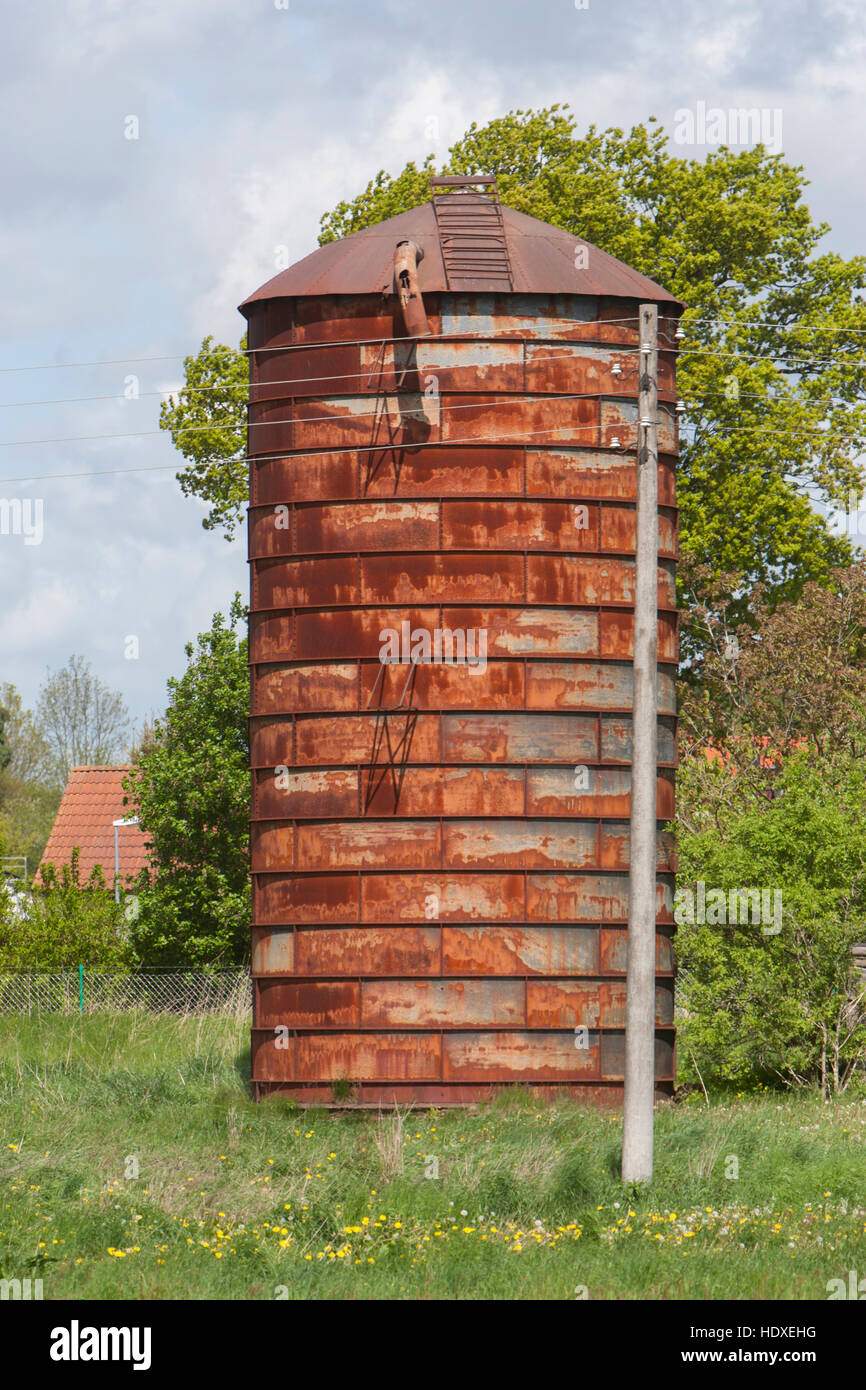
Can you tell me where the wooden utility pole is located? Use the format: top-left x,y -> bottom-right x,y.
622,302 -> 659,1185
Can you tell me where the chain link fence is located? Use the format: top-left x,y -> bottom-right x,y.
0,970 -> 251,1019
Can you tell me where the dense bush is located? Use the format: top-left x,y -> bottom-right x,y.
676,752 -> 866,1095
676,568 -> 866,1095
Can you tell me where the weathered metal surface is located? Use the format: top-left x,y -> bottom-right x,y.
442,1031 -> 601,1081
254,710 -> 688,766
249,501 -> 677,559
295,926 -> 441,976
442,925 -> 598,975
524,980 -> 674,1028
361,873 -> 526,923
525,873 -> 675,922
441,712 -> 599,762
243,228 -> 679,1104
253,1082 -> 643,1106
250,611 -> 677,669
253,765 -> 675,821
252,445 -> 676,506
239,200 -> 683,304
361,979 -> 524,1028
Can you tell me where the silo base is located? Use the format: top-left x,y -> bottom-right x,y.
253,1081 -> 675,1109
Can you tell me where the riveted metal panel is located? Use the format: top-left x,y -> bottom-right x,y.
250,821 -> 295,872
251,663 -> 359,713
443,819 -> 598,870
525,872 -> 674,922
442,925 -> 599,975
526,447 -> 676,506
445,607 -> 598,657
600,714 -> 678,764
254,872 -> 359,924
293,608 -> 441,660
256,980 -> 361,1029
359,660 -> 524,711
362,979 -> 525,1028
293,1033 -> 442,1082
360,553 -> 525,605
294,820 -> 442,871
526,556 -> 677,608
525,660 -> 678,713
296,926 -> 441,976
254,767 -> 359,820
362,873 -> 526,923
289,713 -> 441,765
363,446 -> 526,499
441,500 -> 600,551
600,926 -> 677,973
600,1030 -> 676,1081
599,610 -> 679,662
526,767 -> 676,820
443,1031 -> 600,1081
525,979 -> 674,1028
361,765 -> 526,818
254,555 -> 359,609
251,925 -> 295,975
442,712 -> 598,763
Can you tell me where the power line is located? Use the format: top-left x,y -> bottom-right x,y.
0,318 -> 652,377
0,353 -> 192,375
1,420 -> 619,482
2,348 -> 635,409
4,313 -> 866,379
5,374 -> 866,450
3,372 -> 859,415
684,316 -> 866,336
0,386 -> 675,449
5,337 -> 864,414
1,417 -> 860,487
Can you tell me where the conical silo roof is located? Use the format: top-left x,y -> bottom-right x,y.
239,197 -> 682,310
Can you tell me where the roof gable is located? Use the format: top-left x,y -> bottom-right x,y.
38,767 -> 149,885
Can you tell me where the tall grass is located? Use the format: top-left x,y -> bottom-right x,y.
0,1014 -> 864,1300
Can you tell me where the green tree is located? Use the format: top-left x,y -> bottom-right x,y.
0,682 -> 61,874
679,561 -> 866,774
161,106 -> 866,642
0,849 -> 130,969
675,563 -> 866,1094
124,598 -> 250,967
159,335 -> 249,542
675,753 -> 866,1096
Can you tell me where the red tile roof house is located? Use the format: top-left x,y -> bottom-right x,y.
38,767 -> 149,895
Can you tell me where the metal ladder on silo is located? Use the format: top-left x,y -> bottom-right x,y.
430,175 -> 514,293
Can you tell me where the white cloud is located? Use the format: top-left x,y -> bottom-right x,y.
2,0 -> 862,721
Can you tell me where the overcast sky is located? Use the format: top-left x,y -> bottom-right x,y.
2,0 -> 863,736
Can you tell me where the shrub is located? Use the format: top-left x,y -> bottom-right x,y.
0,848 -> 131,969
676,752 -> 866,1096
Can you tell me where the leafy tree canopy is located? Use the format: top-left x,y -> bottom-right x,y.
676,562 -> 866,1094
676,751 -> 866,1096
161,105 -> 866,655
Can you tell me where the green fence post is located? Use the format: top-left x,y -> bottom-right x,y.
78,963 -> 84,1015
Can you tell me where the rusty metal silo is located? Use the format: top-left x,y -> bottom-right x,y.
242,177 -> 682,1106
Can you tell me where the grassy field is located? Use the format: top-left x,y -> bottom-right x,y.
1,1013 -> 864,1300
